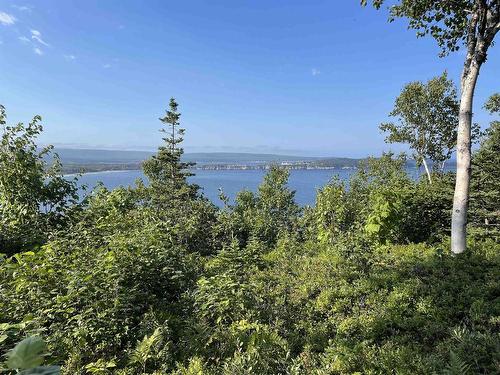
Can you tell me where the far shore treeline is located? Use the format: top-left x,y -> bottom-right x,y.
48,148 -> 454,174
45,149 -> 363,174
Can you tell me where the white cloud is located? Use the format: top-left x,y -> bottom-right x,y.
12,5 -> 32,12
18,35 -> 30,43
0,12 -> 16,25
64,54 -> 76,61
31,29 -> 49,46
103,63 -> 112,69
311,68 -> 321,76
33,47 -> 43,55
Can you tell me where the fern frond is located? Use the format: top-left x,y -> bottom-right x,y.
442,351 -> 471,375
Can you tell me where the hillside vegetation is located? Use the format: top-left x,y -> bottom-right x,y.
0,96 -> 499,374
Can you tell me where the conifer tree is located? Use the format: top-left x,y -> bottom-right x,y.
470,93 -> 500,230
143,98 -> 196,203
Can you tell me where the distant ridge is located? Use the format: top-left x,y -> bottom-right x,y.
49,147 -> 452,174
52,148 -> 154,165
49,148 -> 362,174
53,148 -> 320,164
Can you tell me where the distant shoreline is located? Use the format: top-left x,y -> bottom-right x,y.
63,169 -> 139,177
64,165 -> 359,176
61,162 -> 449,176
53,149 -> 452,175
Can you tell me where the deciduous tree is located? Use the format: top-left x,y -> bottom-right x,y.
363,0 -> 500,253
0,105 -> 78,254
380,73 -> 459,183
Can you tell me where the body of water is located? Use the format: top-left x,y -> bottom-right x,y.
75,168 -> 426,207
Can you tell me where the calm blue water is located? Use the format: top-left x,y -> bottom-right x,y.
75,168 -> 425,207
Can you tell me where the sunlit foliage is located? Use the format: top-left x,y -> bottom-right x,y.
1,102 -> 499,374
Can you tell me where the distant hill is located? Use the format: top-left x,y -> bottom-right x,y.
52,148 -> 155,165
47,148 -> 360,173
182,152 -> 318,164
47,148 -> 450,174
52,148 -> 319,165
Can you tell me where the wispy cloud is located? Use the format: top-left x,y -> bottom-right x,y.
64,54 -> 76,61
18,35 -> 30,43
33,47 -> 43,55
311,68 -> 321,76
103,63 -> 112,69
0,11 -> 17,25
31,29 -> 49,46
12,5 -> 32,12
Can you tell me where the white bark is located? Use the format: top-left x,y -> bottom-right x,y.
451,62 -> 480,254
449,2 -> 499,253
422,158 -> 432,184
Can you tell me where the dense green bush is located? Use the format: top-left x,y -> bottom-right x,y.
256,238 -> 499,373
215,166 -> 300,248
1,105 -> 499,374
0,105 -> 79,256
0,189 -> 203,373
305,153 -> 453,247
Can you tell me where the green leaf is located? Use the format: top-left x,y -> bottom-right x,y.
5,336 -> 47,370
19,366 -> 60,375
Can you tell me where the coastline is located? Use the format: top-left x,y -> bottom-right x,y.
64,165 -> 359,176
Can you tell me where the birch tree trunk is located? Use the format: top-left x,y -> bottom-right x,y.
422,158 -> 432,184
450,1 -> 500,254
451,62 -> 480,254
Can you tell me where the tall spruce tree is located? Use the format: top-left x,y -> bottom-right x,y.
143,98 -> 196,204
470,94 -> 500,231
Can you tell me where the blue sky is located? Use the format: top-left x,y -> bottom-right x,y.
0,1 -> 498,157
